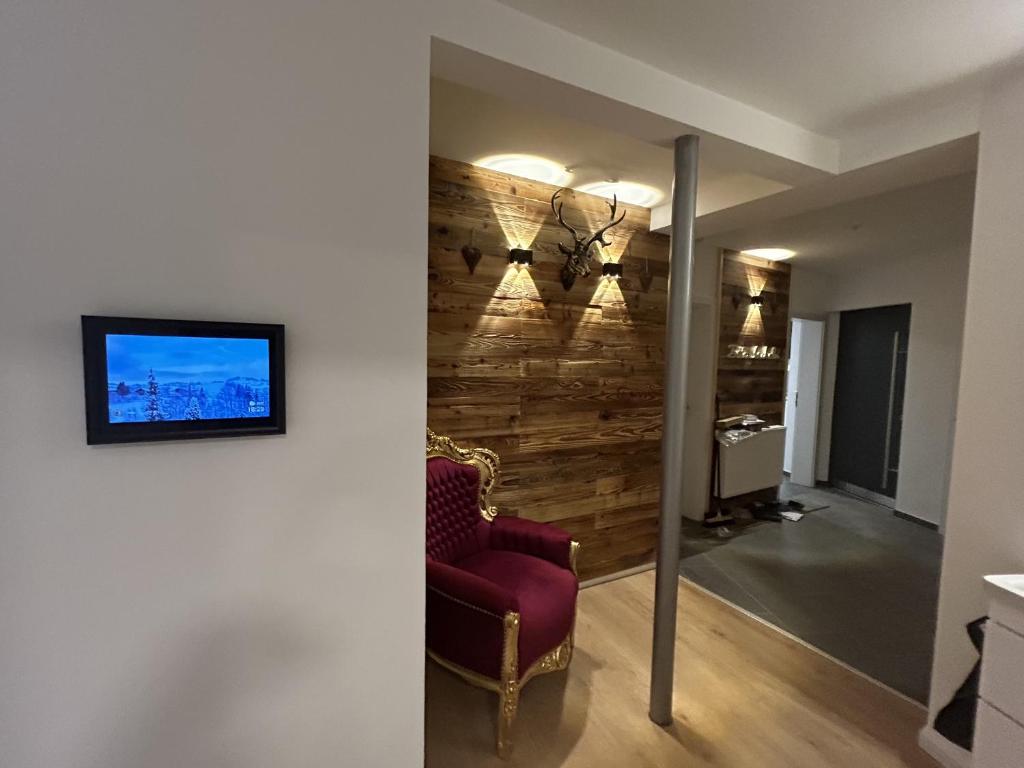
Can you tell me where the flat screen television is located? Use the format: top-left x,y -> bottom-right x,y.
82,316 -> 285,444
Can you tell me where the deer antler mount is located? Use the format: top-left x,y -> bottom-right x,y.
550,188 -> 626,291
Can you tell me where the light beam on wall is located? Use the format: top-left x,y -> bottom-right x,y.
474,155 -> 572,248
578,204 -> 633,262
745,269 -> 767,297
740,302 -> 765,339
492,202 -> 545,250
588,277 -> 632,328
474,264 -> 542,337
739,268 -> 768,341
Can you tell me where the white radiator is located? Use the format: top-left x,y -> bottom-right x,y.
717,425 -> 786,499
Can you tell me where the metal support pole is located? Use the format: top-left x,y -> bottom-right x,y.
649,134 -> 699,726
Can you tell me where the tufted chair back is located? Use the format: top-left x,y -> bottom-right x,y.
426,456 -> 491,564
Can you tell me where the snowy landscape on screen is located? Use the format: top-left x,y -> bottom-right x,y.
105,334 -> 270,423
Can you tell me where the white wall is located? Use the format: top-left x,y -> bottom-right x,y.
790,234 -> 971,528
927,66 -> 1024,732
0,3 -> 433,766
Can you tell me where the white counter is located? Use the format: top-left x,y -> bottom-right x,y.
984,574 -> 1024,636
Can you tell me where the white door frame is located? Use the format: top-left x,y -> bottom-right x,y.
783,321 -> 803,473
788,318 -> 825,487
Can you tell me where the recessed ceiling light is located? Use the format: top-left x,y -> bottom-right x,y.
474,154 -> 573,187
742,248 -> 796,261
576,181 -> 663,208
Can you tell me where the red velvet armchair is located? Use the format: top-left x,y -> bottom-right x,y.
425,429 -> 580,757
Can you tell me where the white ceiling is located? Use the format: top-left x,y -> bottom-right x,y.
430,77 -> 792,215
709,172 -> 977,272
431,14 -> 984,271
495,0 -> 1024,134
688,135 -> 978,237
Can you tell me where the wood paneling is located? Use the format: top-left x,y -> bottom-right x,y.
716,250 -> 791,425
426,570 -> 938,768
427,156 -> 671,580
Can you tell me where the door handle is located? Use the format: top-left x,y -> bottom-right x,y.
882,331 -> 899,490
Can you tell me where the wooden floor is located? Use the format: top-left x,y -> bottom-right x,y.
425,571 -> 938,768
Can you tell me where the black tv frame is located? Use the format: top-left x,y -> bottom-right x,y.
82,315 -> 286,445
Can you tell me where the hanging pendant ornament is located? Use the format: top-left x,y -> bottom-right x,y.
461,229 -> 483,275
639,243 -> 654,293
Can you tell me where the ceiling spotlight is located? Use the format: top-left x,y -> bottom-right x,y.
602,262 -> 624,280
742,248 -> 796,261
475,154 -> 573,187
576,181 -> 663,208
508,248 -> 533,266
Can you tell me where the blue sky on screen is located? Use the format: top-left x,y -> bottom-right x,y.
106,334 -> 270,382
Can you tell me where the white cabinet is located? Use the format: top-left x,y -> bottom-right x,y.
974,701 -> 1024,768
717,425 -> 786,499
975,575 -> 1024,768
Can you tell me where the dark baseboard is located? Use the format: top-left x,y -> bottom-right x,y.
893,509 -> 940,531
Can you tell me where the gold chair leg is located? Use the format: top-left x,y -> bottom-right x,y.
497,611 -> 521,758
568,540 -> 580,663
497,679 -> 519,758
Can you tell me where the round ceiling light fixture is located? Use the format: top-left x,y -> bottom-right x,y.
575,181 -> 663,208
474,154 -> 573,187
741,248 -> 797,261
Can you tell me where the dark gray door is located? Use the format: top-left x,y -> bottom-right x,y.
830,304 -> 911,501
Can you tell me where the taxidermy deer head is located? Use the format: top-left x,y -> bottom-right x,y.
550,188 -> 626,291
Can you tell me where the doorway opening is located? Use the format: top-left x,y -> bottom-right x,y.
784,317 -> 825,488
829,304 -> 911,507
679,170 -> 974,704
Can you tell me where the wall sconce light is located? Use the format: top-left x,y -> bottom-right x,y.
750,294 -> 765,306
602,262 -> 624,280
509,248 -> 533,266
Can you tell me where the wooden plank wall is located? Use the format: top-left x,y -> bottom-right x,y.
427,155 -> 671,580
716,250 -> 791,425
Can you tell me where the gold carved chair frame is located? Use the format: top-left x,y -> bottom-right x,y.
426,429 -> 580,757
